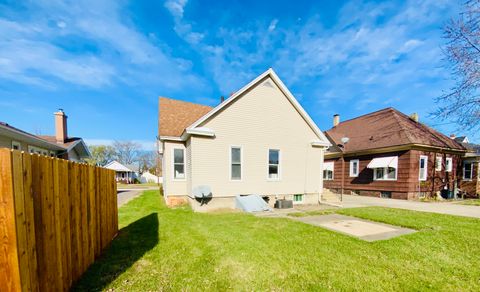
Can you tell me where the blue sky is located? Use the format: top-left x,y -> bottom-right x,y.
0,0 -> 465,149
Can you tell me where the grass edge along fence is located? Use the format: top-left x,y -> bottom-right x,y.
0,149 -> 118,291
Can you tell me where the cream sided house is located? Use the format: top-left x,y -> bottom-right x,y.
158,69 -> 331,211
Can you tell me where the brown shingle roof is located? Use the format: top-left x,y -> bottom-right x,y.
158,97 -> 213,137
325,108 -> 465,153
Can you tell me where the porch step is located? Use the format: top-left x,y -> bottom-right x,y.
321,189 -> 342,206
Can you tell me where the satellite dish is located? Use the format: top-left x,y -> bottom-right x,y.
192,185 -> 212,205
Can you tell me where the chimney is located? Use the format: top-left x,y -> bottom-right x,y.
54,109 -> 68,143
450,134 -> 456,139
410,113 -> 419,123
333,114 -> 340,127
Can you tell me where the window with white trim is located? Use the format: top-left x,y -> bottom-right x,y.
445,157 -> 453,172
323,162 -> 334,180
435,156 -> 442,171
11,141 -> 21,150
268,149 -> 280,179
419,155 -> 428,181
230,146 -> 242,180
463,162 -> 473,180
350,159 -> 359,177
373,167 -> 397,180
173,148 -> 185,179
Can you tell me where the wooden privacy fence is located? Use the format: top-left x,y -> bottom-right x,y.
0,149 -> 118,292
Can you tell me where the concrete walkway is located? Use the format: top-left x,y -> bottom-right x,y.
341,195 -> 480,219
117,187 -> 158,207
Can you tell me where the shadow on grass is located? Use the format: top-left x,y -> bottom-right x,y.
72,213 -> 159,291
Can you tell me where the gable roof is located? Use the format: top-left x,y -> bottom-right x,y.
104,160 -> 135,172
325,108 -> 465,153
36,135 -> 91,158
158,68 -> 330,146
158,97 -> 213,137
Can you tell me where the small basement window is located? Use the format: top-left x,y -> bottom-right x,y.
293,194 -> 303,203
381,191 -> 392,198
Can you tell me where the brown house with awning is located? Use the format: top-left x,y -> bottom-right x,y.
323,108 -> 467,200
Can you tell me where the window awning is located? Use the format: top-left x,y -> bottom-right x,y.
323,162 -> 334,171
367,156 -> 398,169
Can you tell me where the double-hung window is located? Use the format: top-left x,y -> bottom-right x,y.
230,147 -> 242,180
373,167 -> 396,180
268,149 -> 280,180
419,155 -> 428,181
173,148 -> 185,180
435,156 -> 442,171
445,157 -> 453,172
350,159 -> 359,177
323,162 -> 334,180
463,162 -> 474,180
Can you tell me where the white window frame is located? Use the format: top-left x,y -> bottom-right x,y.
419,155 -> 428,181
11,141 -> 21,150
435,156 -> 442,171
323,162 -> 334,180
463,161 -> 474,181
172,147 -> 186,181
349,159 -> 359,177
373,167 -> 397,181
293,194 -> 304,203
230,146 -> 243,181
267,149 -> 281,181
445,157 -> 453,172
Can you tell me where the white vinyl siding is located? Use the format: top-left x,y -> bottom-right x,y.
349,159 -> 359,177
230,146 -> 242,180
419,155 -> 428,181
445,157 -> 453,172
463,162 -> 474,180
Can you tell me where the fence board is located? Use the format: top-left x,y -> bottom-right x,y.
0,150 -> 118,291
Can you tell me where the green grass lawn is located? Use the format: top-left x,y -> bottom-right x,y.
116,182 -> 160,189
73,190 -> 480,291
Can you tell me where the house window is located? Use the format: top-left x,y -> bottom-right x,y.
435,156 -> 442,171
381,191 -> 392,198
268,149 -> 280,180
445,157 -> 453,172
419,155 -> 428,181
463,162 -> 473,180
373,167 -> 397,180
350,159 -> 359,177
11,141 -> 21,150
323,162 -> 334,180
230,146 -> 242,180
293,194 -> 303,203
173,148 -> 185,180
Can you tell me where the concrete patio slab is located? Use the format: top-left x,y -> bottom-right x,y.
294,214 -> 416,241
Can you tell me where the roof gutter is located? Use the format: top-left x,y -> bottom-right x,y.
325,143 -> 467,158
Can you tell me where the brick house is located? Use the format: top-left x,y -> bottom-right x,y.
452,136 -> 480,197
323,108 -> 467,200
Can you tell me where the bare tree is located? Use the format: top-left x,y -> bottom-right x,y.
435,1 -> 480,130
112,141 -> 141,165
138,151 -> 156,173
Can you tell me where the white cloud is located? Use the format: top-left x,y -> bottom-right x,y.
164,0 -> 188,19
0,0 -> 206,91
268,19 -> 278,32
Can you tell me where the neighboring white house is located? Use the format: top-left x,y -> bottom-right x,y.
158,68 -> 331,211
104,160 -> 138,184
140,171 -> 163,184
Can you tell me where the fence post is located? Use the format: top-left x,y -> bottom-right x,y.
0,149 -> 22,291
